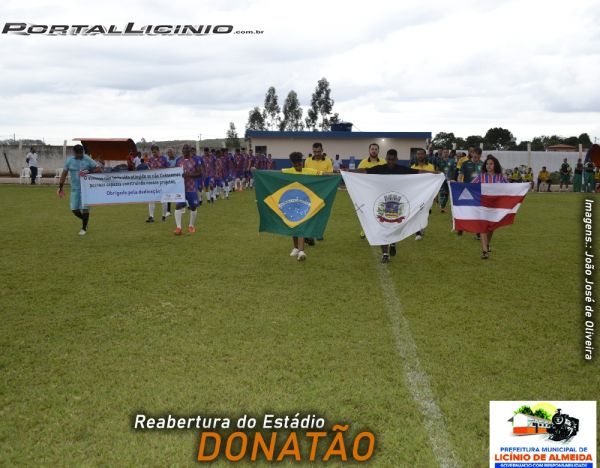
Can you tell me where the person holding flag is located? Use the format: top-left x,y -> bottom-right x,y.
410,148 -> 436,241
357,143 -> 385,239
254,152 -> 339,262
281,152 -> 325,260
450,155 -> 528,260
57,144 -> 103,236
366,149 -> 420,263
471,156 -> 509,259
304,143 -> 333,243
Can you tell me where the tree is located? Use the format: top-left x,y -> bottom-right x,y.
563,136 -> 579,147
306,77 -> 336,131
579,133 -> 592,148
464,135 -> 484,149
263,87 -> 281,130
530,137 -> 545,151
305,106 -> 318,131
455,137 -> 466,149
432,132 -> 456,149
540,135 -> 563,149
226,122 -> 240,149
246,107 -> 266,131
533,408 -> 552,420
484,127 -> 515,150
514,405 -> 534,416
280,91 -> 304,131
515,140 -> 529,151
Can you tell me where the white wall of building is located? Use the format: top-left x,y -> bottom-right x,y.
247,137 -> 428,161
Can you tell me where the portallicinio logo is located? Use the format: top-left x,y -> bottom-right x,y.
2,22 -> 242,36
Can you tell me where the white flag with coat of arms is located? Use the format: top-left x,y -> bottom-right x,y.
341,171 -> 445,245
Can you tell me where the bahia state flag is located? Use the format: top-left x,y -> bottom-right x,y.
449,182 -> 530,233
254,170 -> 341,238
341,171 -> 445,245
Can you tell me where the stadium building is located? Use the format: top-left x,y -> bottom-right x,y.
245,125 -> 431,168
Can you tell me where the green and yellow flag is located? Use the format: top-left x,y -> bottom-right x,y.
254,170 -> 341,238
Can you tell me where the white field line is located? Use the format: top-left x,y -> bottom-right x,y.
376,255 -> 461,467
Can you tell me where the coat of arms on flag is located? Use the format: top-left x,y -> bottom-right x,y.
374,192 -> 409,224
341,171 -> 445,245
449,182 -> 530,233
254,170 -> 341,238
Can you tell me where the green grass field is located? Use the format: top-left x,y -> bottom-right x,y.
0,185 -> 597,467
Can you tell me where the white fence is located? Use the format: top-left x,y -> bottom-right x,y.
476,151 -> 583,178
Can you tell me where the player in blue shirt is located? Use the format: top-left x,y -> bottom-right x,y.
57,144 -> 103,235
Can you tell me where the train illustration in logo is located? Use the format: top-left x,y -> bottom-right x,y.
547,409 -> 579,442
510,408 -> 579,442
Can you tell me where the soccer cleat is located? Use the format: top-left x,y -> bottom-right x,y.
78,229 -> 87,236
188,226 -> 196,233
380,254 -> 389,264
415,234 -> 423,241
390,244 -> 397,256
174,227 -> 182,236
290,248 -> 299,257
475,233 -> 481,240
440,208 -> 446,213
360,231 -> 366,240
457,230 -> 463,236
305,238 -> 315,246
481,251 -> 489,260
297,251 -> 307,261
146,217 -> 154,223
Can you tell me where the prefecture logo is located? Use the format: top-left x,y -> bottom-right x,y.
489,401 -> 596,468
264,182 -> 325,228
373,192 -> 410,225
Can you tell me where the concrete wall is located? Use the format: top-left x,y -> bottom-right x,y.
481,150 -> 585,179
0,143 -> 71,177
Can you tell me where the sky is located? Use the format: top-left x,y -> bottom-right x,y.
1,0 -> 599,145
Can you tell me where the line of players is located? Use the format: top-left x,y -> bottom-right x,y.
144,144 -> 275,234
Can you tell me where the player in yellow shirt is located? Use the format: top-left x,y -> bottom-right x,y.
410,149 -> 435,172
537,166 -> 551,192
522,167 -> 533,190
304,142 -> 333,173
357,143 -> 385,239
282,152 -> 325,260
358,143 -> 385,170
303,143 -> 332,243
410,148 -> 435,240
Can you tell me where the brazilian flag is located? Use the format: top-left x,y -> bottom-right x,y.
254,170 -> 341,237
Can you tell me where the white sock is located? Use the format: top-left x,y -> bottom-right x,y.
212,189 -> 217,201
175,209 -> 183,228
148,203 -> 155,217
161,203 -> 168,216
250,178 -> 254,187
205,191 -> 210,202
189,210 -> 197,226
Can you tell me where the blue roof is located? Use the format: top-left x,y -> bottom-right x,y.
245,130 -> 431,139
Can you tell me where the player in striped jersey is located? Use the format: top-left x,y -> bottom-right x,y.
174,144 -> 202,234
146,144 -> 171,222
